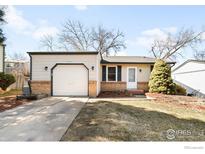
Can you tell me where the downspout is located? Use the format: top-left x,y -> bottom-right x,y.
28,53 -> 32,80
28,53 -> 32,94
2,44 -> 6,73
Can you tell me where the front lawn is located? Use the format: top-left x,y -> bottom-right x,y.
61,96 -> 205,141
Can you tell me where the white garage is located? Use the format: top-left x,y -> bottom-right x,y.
51,63 -> 88,96
172,60 -> 205,98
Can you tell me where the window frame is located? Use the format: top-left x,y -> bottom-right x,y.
102,65 -> 107,81
106,66 -> 118,82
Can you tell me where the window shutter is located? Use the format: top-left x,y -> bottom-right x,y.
150,65 -> 154,72
117,65 -> 122,81
102,65 -> 106,81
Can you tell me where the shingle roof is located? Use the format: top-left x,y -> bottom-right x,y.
172,59 -> 205,72
101,56 -> 175,64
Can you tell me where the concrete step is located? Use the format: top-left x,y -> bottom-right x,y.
128,89 -> 145,95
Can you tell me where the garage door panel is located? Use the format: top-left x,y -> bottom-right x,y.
53,65 -> 88,96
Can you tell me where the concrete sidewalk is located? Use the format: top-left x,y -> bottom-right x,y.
0,97 -> 88,141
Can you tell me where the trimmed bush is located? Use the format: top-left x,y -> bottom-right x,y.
175,84 -> 186,95
148,59 -> 176,94
0,72 -> 16,90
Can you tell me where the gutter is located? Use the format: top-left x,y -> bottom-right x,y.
27,51 -> 99,55
2,44 -> 6,73
101,60 -> 176,65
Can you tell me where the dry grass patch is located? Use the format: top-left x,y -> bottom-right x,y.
0,89 -> 22,97
61,98 -> 205,141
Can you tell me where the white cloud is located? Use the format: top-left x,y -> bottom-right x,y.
141,28 -> 168,39
32,26 -> 59,39
74,5 -> 88,11
5,6 -> 59,40
5,6 -> 34,33
163,27 -> 177,34
109,51 -> 127,56
132,27 -> 177,49
116,51 -> 127,56
201,32 -> 205,40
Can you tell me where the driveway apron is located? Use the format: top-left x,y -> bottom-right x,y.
0,97 -> 88,141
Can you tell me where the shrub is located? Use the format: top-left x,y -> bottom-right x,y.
175,84 -> 186,95
148,59 -> 176,94
0,72 -> 16,90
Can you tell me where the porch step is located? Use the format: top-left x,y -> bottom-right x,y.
128,89 -> 145,95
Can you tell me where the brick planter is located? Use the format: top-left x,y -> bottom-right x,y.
101,81 -> 126,92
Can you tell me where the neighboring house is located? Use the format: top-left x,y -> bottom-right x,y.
4,59 -> 30,89
28,51 -> 175,97
5,59 -> 29,76
172,60 -> 205,98
0,44 -> 5,72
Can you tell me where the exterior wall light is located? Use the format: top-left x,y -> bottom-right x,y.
44,66 -> 48,71
91,66 -> 94,70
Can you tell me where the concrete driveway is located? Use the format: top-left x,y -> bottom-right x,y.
0,97 -> 88,141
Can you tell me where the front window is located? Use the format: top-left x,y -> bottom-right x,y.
108,67 -> 116,81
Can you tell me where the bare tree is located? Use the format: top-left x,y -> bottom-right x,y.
57,20 -> 126,56
40,34 -> 56,51
11,52 -> 27,61
194,49 -> 205,60
150,28 -> 204,60
92,26 -> 126,56
59,20 -> 92,51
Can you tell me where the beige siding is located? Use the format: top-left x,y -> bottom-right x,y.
122,64 -> 151,82
0,45 -> 3,72
31,54 -> 98,81
172,61 -> 205,95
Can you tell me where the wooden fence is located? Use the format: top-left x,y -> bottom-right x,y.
4,62 -> 29,90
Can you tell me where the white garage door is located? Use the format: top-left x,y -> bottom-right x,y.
52,64 -> 88,96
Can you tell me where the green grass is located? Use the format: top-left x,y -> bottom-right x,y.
61,99 -> 205,141
0,89 -> 22,97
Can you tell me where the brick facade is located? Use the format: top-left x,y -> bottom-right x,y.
30,80 -> 149,97
100,81 -> 149,92
137,82 -> 149,91
89,80 -> 97,97
101,81 -> 126,91
30,81 -> 51,95
30,80 -> 98,97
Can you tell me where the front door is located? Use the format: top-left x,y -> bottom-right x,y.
127,67 -> 137,89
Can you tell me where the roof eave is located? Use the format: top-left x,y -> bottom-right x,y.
27,51 -> 99,55
172,59 -> 205,72
101,60 -> 176,65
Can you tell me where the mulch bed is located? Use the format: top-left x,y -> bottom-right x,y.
0,96 -> 30,112
146,93 -> 205,111
97,91 -> 132,98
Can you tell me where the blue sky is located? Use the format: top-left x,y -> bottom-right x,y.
3,5 -> 205,62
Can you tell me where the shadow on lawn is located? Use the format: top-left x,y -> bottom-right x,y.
61,101 -> 205,141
